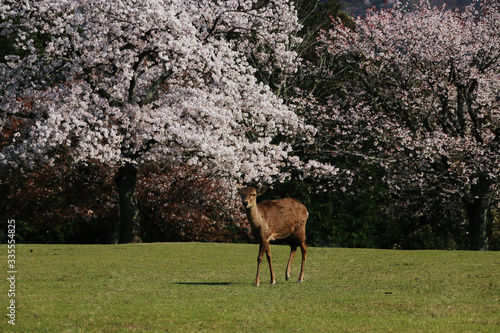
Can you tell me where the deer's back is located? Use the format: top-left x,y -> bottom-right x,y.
257,198 -> 308,235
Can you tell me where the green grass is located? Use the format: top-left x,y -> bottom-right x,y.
2,243 -> 499,332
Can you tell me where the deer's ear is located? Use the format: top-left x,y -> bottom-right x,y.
236,184 -> 244,191
257,185 -> 268,196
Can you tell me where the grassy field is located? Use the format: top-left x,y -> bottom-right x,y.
1,242 -> 499,332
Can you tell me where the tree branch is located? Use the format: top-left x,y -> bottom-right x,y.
83,69 -> 124,108
138,69 -> 174,106
128,50 -> 153,104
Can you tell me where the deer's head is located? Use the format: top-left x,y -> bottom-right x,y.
237,185 -> 267,209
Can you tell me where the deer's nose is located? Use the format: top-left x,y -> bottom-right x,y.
242,200 -> 249,207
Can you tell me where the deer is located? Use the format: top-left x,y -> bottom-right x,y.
237,185 -> 308,286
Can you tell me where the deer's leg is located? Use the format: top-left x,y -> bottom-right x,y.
286,245 -> 297,281
298,241 -> 307,283
254,242 -> 266,286
265,243 -> 276,285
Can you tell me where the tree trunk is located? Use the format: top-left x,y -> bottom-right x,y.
464,174 -> 492,251
116,163 -> 142,243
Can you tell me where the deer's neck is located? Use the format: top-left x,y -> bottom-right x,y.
245,204 -> 264,230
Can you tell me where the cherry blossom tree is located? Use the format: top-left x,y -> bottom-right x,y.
312,0 -> 499,249
0,0 -> 312,243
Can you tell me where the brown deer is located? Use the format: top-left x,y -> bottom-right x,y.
237,185 -> 308,286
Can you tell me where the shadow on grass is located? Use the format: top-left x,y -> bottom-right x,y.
173,282 -> 235,286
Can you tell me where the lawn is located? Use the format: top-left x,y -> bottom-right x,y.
2,243 -> 499,332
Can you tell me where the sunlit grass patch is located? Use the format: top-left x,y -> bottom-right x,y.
2,243 -> 499,332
